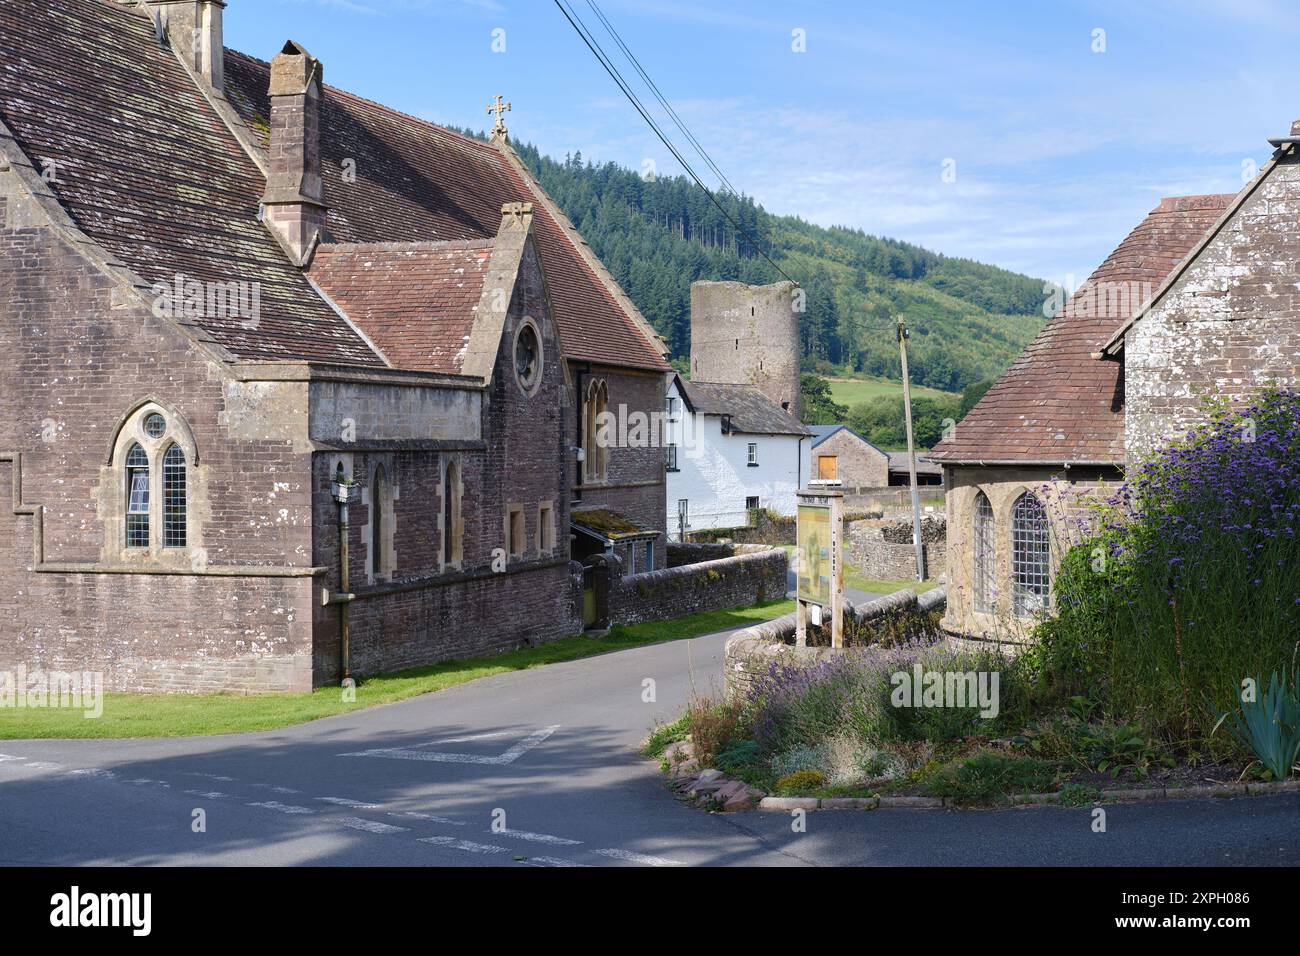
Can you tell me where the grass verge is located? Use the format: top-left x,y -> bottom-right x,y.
0,599 -> 794,740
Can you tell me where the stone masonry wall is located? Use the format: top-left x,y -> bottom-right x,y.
845,516 -> 947,581
723,587 -> 947,701
0,174 -> 317,693
571,364 -> 669,570
689,280 -> 802,420
313,239 -> 582,682
608,546 -> 787,627
1126,157 -> 1300,457
810,428 -> 889,487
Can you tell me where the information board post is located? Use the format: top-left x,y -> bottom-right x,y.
795,489 -> 844,649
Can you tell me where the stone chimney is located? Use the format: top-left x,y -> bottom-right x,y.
260,41 -> 328,267
144,1 -> 226,91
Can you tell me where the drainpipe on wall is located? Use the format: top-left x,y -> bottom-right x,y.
326,463 -> 357,688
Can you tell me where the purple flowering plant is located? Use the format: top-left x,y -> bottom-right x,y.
1036,388 -> 1300,740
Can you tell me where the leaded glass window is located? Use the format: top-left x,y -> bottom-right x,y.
973,492 -> 995,613
163,444 -> 186,548
126,443 -> 150,548
1011,492 -> 1050,616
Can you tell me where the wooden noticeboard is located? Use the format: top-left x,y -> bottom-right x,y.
795,489 -> 844,648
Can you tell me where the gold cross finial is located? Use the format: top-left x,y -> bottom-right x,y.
487,94 -> 511,141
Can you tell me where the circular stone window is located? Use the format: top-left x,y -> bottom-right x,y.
514,322 -> 542,393
143,413 -> 167,439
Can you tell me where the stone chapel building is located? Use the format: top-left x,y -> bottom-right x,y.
0,0 -> 670,692
932,148 -> 1300,639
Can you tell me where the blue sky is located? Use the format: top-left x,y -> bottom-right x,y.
228,1 -> 1295,284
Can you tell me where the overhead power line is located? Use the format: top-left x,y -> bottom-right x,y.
582,0 -> 741,199
552,0 -> 799,288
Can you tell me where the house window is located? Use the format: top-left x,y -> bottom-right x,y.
747,442 -> 758,466
676,498 -> 689,538
666,396 -> 677,417
817,455 -> 838,481
972,491 -> 994,613
125,443 -> 150,548
583,379 -> 609,481
746,496 -> 760,511
538,502 -> 555,554
442,459 -> 461,569
162,444 -> 187,548
644,540 -> 654,573
627,542 -> 637,575
1011,492 -> 1050,616
507,505 -> 525,558
665,443 -> 678,471
371,464 -> 388,577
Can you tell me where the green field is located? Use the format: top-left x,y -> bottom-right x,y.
827,376 -> 958,408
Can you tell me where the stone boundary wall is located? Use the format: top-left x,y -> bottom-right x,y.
667,541 -> 777,567
723,586 -> 948,700
608,546 -> 787,627
845,516 -> 947,581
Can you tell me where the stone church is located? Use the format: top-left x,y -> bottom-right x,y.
0,0 -> 671,692
932,160 -> 1299,638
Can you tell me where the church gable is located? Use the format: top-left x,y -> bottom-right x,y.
1120,152 -> 1300,457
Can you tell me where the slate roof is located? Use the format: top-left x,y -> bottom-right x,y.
807,424 -> 884,453
0,0 -> 669,374
311,239 -> 494,374
222,51 -> 671,373
679,380 -> 812,436
0,0 -> 385,367
928,194 -> 1234,465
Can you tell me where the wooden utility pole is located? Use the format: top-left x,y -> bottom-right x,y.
896,317 -> 927,582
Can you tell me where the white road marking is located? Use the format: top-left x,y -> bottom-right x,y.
340,725 -> 561,765
127,777 -> 168,787
418,836 -> 510,855
0,754 -> 26,762
184,790 -> 227,799
316,797 -> 382,809
494,829 -> 582,846
339,817 -> 409,834
184,772 -> 235,782
25,762 -> 63,771
595,848 -> 686,867
251,784 -> 301,794
387,811 -> 465,826
248,801 -> 314,815
67,768 -> 114,779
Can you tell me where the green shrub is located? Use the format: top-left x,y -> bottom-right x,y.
1057,783 -> 1103,807
642,714 -> 689,758
1034,390 -> 1300,741
923,751 -> 1058,805
774,769 -> 826,794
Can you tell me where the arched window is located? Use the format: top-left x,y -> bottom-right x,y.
584,379 -> 609,481
163,444 -> 187,548
972,491 -> 994,613
372,464 -> 387,576
442,459 -> 460,568
125,443 -> 150,548
1011,492 -> 1050,616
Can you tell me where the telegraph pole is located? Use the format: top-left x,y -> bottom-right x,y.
896,317 -> 927,582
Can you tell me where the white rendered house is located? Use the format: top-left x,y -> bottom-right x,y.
664,375 -> 811,538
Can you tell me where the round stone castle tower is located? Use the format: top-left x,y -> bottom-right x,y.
689,280 -> 801,420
